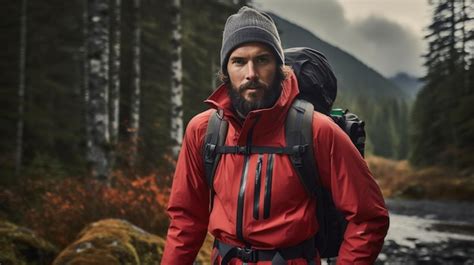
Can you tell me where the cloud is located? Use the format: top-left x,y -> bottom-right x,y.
351,16 -> 423,77
252,0 -> 424,77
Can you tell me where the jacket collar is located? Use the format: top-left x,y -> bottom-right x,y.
204,71 -> 299,143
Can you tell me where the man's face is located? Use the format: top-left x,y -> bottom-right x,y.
226,42 -> 280,116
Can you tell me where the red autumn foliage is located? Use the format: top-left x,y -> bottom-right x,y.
22,173 -> 171,248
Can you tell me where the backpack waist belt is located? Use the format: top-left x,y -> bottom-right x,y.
214,238 -> 316,265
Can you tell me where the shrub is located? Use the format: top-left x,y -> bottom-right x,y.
367,155 -> 474,201
23,173 -> 170,248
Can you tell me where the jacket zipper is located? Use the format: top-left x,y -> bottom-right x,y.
264,153 -> 274,219
236,154 -> 250,242
253,155 -> 263,220
236,121 -> 257,243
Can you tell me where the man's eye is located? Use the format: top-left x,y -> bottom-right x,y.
232,59 -> 245,65
256,57 -> 269,64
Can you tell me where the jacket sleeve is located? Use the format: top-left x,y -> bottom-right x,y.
312,114 -> 389,265
161,114 -> 210,265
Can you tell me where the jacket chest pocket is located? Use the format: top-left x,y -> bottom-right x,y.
251,154 -> 307,220
212,152 -> 307,220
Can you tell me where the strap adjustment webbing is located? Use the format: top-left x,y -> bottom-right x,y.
211,145 -> 308,156
214,238 -> 316,265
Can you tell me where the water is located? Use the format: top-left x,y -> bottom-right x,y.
386,199 -> 474,224
324,199 -> 474,265
386,213 -> 474,247
380,199 -> 474,264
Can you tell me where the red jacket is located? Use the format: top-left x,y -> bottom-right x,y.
162,72 -> 389,265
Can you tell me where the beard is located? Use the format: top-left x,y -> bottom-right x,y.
227,78 -> 282,117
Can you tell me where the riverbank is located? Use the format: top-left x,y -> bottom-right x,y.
366,156 -> 474,201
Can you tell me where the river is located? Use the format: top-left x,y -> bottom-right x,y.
323,199 -> 474,265
379,199 -> 474,264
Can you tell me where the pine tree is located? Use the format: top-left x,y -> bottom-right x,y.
0,0 -> 245,180
411,0 -> 473,170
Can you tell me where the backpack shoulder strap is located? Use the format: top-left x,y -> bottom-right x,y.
285,99 -> 320,197
203,109 -> 228,210
287,100 -> 347,257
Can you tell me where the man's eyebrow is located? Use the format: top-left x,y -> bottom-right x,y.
229,55 -> 245,61
255,53 -> 272,59
230,52 -> 272,59
256,52 -> 272,57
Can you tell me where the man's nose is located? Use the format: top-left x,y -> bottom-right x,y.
245,61 -> 258,81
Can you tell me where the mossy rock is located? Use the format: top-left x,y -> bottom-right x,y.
0,219 -> 58,265
195,232 -> 214,264
52,219 -> 165,265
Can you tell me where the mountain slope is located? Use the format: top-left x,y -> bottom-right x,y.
269,13 -> 406,100
390,72 -> 423,100
269,13 -> 410,159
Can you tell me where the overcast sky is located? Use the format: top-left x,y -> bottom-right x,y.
252,0 -> 432,78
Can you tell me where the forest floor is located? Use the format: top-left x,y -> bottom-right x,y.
2,155 -> 473,264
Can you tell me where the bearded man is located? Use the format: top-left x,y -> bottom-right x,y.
161,6 -> 389,265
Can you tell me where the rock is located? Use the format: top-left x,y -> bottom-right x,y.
377,253 -> 387,262
0,219 -> 58,265
195,233 -> 215,265
376,238 -> 474,265
52,219 -> 166,265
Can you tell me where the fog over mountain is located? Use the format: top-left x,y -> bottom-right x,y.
253,0 -> 425,78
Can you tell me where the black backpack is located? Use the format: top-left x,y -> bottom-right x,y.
285,47 -> 366,156
203,47 -> 366,259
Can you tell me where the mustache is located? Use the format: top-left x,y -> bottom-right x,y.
238,80 -> 267,92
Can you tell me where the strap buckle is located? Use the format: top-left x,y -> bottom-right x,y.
292,144 -> 308,154
204,143 -> 216,164
292,144 -> 308,167
237,146 -> 251,155
236,247 -> 257,263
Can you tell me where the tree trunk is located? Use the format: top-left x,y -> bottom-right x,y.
16,0 -> 27,176
129,0 -> 141,169
449,0 -> 456,73
460,0 -> 469,93
87,0 -> 110,180
110,0 -> 120,145
211,56 -> 217,91
170,0 -> 183,158
109,0 -> 121,171
83,0 -> 92,168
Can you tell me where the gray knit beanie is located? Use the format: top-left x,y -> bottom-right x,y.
220,6 -> 284,74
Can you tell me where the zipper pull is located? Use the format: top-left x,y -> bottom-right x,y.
253,155 -> 263,220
